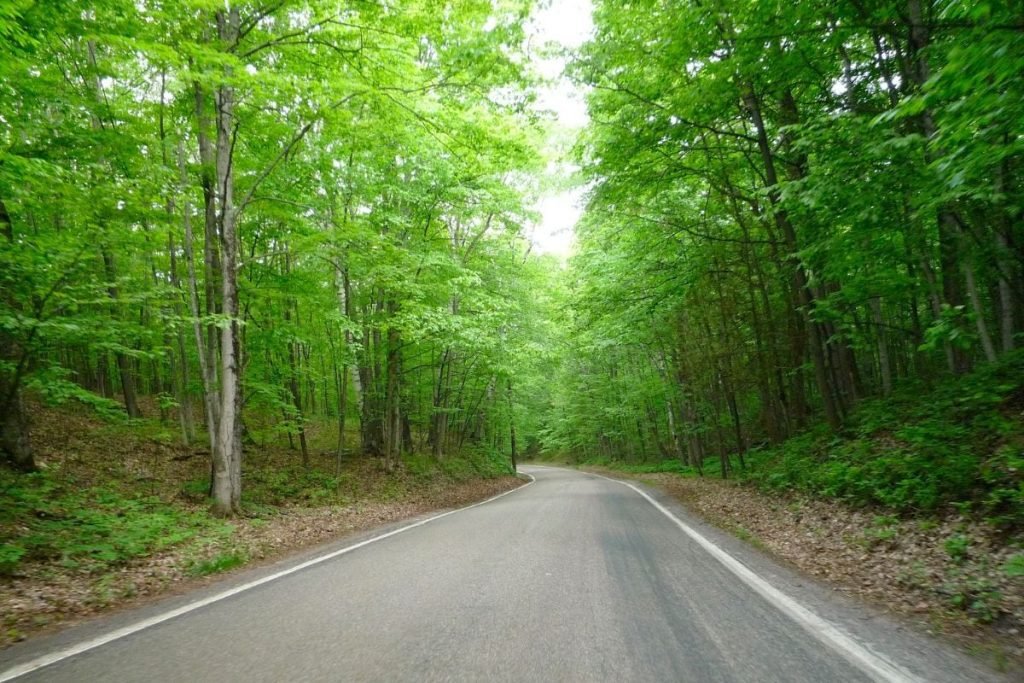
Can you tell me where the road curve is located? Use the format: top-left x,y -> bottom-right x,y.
0,466 -> 1005,682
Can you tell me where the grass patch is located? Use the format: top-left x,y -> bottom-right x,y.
187,550 -> 248,576
0,469 -> 230,576
1003,553 -> 1024,577
403,447 -> 513,483
732,525 -> 765,550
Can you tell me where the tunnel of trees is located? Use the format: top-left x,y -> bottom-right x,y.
2,0 -> 1022,516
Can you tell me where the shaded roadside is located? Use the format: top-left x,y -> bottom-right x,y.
573,464 -> 1023,674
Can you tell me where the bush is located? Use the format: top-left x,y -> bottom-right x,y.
0,470 -> 227,574
747,350 -> 1024,522
244,467 -> 342,506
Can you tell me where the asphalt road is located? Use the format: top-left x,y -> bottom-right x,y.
0,466 -> 1006,682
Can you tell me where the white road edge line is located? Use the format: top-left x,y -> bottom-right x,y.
0,473 -> 536,682
586,470 -> 921,683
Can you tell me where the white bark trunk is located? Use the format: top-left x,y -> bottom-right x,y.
212,6 -> 242,516
964,260 -> 997,362
178,142 -> 220,458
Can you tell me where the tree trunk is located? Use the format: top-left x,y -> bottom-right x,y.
86,41 -> 141,419
193,80 -> 221,388
920,251 -> 958,373
906,0 -> 970,375
996,225 -> 1016,353
359,316 -> 383,456
0,391 -> 32,472
870,297 -> 893,396
285,309 -> 309,466
211,7 -> 242,516
742,85 -> 841,430
965,260 -> 998,362
164,182 -> 196,444
431,348 -> 451,459
333,263 -> 353,470
507,379 -> 517,472
383,301 -> 401,471
179,141 -> 220,460
281,246 -> 309,465
101,250 -> 142,418
0,199 -> 34,471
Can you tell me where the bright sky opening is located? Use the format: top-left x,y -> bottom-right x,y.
526,0 -> 593,258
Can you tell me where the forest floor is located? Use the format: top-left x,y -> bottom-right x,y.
0,401 -> 522,648
576,464 -> 1024,672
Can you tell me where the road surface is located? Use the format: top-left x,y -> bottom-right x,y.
0,466 -> 1005,682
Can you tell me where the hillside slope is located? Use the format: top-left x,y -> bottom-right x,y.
1,401 -> 521,646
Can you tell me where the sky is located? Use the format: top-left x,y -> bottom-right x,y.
524,0 -> 594,257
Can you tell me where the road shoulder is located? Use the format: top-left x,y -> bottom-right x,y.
560,465 -> 1015,682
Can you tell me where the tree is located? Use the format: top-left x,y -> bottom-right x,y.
547,0 -> 1024,468
0,0 -> 547,514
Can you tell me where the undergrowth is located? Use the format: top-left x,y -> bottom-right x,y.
579,457 -> 692,476
567,350 -> 1024,527
0,470 -> 230,576
404,446 -> 513,482
1,402 -> 518,580
747,351 -> 1024,525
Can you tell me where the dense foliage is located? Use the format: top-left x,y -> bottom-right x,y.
0,0 -> 559,515
3,0 -> 1023,525
544,0 -> 1024,508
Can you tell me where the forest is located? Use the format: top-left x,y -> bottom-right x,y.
1,0 -> 564,519
1,0 -> 1023,608
545,0 -> 1024,520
